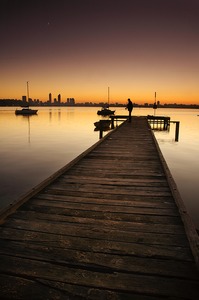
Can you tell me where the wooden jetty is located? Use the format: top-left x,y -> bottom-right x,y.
0,116 -> 199,299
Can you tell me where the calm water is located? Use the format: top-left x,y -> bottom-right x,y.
1,106 -> 199,229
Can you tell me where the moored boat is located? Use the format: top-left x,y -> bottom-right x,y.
97,87 -> 115,116
15,107 -> 38,115
15,81 -> 38,116
97,107 -> 115,116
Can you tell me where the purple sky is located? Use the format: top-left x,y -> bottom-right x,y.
1,0 -> 199,103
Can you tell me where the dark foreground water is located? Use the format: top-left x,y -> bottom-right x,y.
0,106 -> 199,229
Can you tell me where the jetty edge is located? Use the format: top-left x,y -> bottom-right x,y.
0,116 -> 199,299
0,122 -> 117,223
150,120 -> 199,269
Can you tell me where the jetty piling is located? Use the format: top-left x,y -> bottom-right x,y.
170,120 -> 180,141
110,115 -> 128,129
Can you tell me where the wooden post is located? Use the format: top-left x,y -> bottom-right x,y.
175,121 -> 180,141
111,116 -> 115,129
163,119 -> 167,130
163,117 -> 170,130
98,120 -> 103,139
99,129 -> 103,139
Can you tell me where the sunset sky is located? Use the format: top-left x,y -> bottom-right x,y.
1,0 -> 199,104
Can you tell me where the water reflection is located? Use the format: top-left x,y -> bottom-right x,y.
0,107 -> 199,229
15,114 -> 38,144
49,109 -> 52,122
27,116 -> 30,144
0,107 -> 100,211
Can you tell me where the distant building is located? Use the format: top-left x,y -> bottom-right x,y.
67,98 -> 75,105
58,94 -> 61,104
22,95 -> 27,102
49,93 -> 52,104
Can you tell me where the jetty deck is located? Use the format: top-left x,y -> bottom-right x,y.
0,116 -> 199,299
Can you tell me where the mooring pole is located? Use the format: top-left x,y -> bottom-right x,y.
175,121 -> 180,141
99,129 -> 103,139
98,120 -> 104,139
111,116 -> 115,129
27,81 -> 30,103
153,92 -> 157,116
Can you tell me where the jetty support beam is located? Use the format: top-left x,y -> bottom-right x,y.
170,121 -> 180,141
110,115 -> 128,129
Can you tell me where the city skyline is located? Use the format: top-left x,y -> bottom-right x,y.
1,0 -> 199,104
2,94 -> 199,108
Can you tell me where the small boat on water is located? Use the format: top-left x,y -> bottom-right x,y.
15,106 -> 38,115
15,81 -> 38,116
97,87 -> 115,116
97,107 -> 115,116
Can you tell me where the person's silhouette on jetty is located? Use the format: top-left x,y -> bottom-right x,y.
126,98 -> 133,122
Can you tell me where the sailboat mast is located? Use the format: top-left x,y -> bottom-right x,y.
108,87 -> 110,105
153,91 -> 157,115
27,81 -> 30,103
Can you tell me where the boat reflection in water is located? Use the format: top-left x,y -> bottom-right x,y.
94,119 -> 111,138
94,119 -> 111,129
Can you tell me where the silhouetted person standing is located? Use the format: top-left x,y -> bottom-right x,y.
126,98 -> 133,122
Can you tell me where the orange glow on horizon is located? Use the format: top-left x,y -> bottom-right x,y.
0,69 -> 198,105
1,86 -> 198,105
1,1 -> 199,106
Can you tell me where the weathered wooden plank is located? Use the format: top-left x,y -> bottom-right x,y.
35,192 -> 176,207
33,194 -> 176,210
0,227 -> 192,261
67,163 -> 165,171
3,218 -> 190,247
45,186 -> 172,197
7,211 -> 185,234
21,198 -> 180,216
66,169 -> 168,178
0,274 -> 161,300
0,274 -> 69,300
60,175 -> 169,185
66,170 -> 167,179
0,240 -> 197,279
52,180 -> 171,192
20,203 -> 183,225
0,254 -> 198,299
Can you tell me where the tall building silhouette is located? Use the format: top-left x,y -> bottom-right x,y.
49,93 -> 52,104
58,94 -> 61,104
67,98 -> 75,105
22,95 -> 27,103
